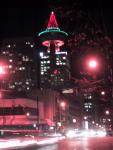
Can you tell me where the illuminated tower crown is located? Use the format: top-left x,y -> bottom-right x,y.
38,11 -> 69,89
38,11 -> 68,52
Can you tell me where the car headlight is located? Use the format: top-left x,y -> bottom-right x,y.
66,130 -> 75,138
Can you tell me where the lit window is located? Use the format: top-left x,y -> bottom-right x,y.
7,45 -> 11,48
30,44 -> 34,48
41,72 -> 44,75
63,56 -> 66,59
22,56 -> 29,61
26,42 -> 30,45
9,85 -> 15,89
88,95 -> 92,99
84,105 -> 88,108
2,51 -> 6,54
19,67 -> 22,70
26,81 -> 29,85
40,52 -> 43,57
56,58 -> 59,60
9,65 -> 12,68
27,87 -> 30,90
47,61 -> 50,63
9,59 -> 13,62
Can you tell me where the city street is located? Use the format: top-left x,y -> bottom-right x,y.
0,2 -> 113,150
11,136 -> 113,150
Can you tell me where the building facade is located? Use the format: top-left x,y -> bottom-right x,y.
39,50 -> 70,89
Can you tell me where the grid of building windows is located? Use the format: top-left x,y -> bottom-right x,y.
40,50 -> 70,88
0,37 -> 37,91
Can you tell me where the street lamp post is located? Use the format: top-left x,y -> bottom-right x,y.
105,110 -> 111,130
105,110 -> 110,115
0,65 -> 6,89
59,101 -> 67,131
88,59 -> 98,80
59,101 -> 66,122
0,65 -> 6,126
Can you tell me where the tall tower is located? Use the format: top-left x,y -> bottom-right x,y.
38,11 -> 70,89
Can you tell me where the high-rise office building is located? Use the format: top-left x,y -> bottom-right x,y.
38,11 -> 70,89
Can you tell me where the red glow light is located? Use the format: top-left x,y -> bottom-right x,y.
42,40 -> 64,50
60,102 -> 66,107
53,69 -> 60,75
101,91 -> 105,95
105,110 -> 110,115
88,60 -> 97,68
73,119 -> 76,123
26,112 -> 30,116
47,11 -> 59,29
0,66 -> 5,74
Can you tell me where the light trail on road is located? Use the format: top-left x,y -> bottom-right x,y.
36,137 -> 113,150
1,136 -> 113,150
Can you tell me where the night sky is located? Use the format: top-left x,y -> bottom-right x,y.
0,0 -> 113,40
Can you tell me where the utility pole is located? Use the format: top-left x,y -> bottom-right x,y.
37,96 -> 39,125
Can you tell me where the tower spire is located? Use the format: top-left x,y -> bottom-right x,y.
47,11 -> 59,29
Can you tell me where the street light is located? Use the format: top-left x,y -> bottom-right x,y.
105,110 -> 110,115
0,65 -> 5,75
60,101 -> 66,108
84,116 -> 87,120
0,64 -> 7,89
92,121 -> 95,124
87,58 -> 99,80
59,101 -> 67,130
26,112 -> 30,116
73,118 -> 76,123
101,91 -> 105,95
88,60 -> 97,69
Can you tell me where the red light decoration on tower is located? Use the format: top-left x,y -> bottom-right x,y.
38,11 -> 68,53
53,69 -> 60,75
47,11 -> 59,29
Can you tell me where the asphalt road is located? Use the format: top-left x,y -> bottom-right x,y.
16,136 -> 113,150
